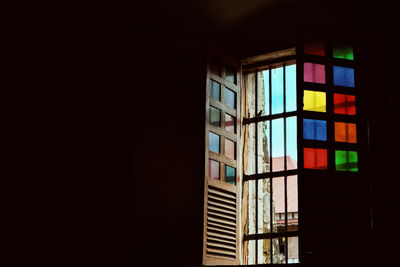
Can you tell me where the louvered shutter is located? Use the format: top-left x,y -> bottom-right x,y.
203,45 -> 241,265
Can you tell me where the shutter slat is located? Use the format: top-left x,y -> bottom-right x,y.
207,236 -> 236,245
207,210 -> 236,222
207,241 -> 236,251
208,199 -> 236,212
207,216 -> 236,227
207,231 -> 237,241
207,221 -> 236,232
208,205 -> 237,217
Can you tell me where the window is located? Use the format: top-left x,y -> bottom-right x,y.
203,33 -> 365,265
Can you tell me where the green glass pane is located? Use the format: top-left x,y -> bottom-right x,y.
333,42 -> 354,60
210,106 -> 220,127
335,150 -> 358,172
225,165 -> 236,185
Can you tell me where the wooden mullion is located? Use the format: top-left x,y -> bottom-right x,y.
209,151 -> 237,169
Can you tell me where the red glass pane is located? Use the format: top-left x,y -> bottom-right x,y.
304,63 -> 325,84
303,148 -> 327,169
335,122 -> 357,143
304,34 -> 325,56
334,94 -> 356,115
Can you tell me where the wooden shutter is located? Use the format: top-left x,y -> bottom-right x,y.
203,45 -> 241,265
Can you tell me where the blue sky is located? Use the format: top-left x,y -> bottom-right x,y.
262,65 -> 297,162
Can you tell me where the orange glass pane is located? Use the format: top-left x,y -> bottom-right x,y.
304,148 -> 327,169
335,122 -> 357,143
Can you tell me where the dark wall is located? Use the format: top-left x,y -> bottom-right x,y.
131,0 -> 399,265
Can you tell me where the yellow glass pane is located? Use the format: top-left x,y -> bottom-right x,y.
303,90 -> 326,112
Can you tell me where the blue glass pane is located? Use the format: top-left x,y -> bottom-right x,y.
225,88 -> 236,109
333,66 -> 354,87
209,132 -> 220,153
210,80 -> 221,100
303,119 -> 327,141
225,165 -> 236,185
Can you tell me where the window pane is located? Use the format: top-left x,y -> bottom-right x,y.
304,90 -> 326,112
304,147 -> 327,169
225,88 -> 236,109
304,62 -> 325,84
287,175 -> 298,224
225,139 -> 236,160
333,41 -> 354,60
272,177 -> 285,234
209,132 -> 220,153
304,34 -> 325,56
257,178 -> 271,233
273,237 -> 286,263
303,119 -> 327,141
272,67 -> 284,114
287,236 -> 299,263
335,122 -> 357,143
335,150 -> 358,171
272,118 -> 284,172
258,239 -> 271,264
258,121 -> 270,173
286,117 -> 298,170
210,106 -> 220,127
210,80 -> 220,100
208,160 -> 220,179
226,64 -> 236,84
225,114 -> 236,133
334,93 -> 356,115
286,64 -> 297,112
260,69 -> 270,116
333,66 -> 354,87
225,165 -> 236,185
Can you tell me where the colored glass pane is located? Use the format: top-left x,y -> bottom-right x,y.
335,150 -> 358,171
333,42 -> 354,60
334,94 -> 356,115
304,34 -> 325,56
209,132 -> 220,153
303,119 -> 327,141
225,165 -> 236,185
226,65 -> 236,84
225,114 -> 236,133
304,62 -> 325,84
333,66 -> 354,87
225,88 -> 236,109
304,90 -> 326,112
286,64 -> 297,112
210,80 -> 220,100
225,139 -> 235,160
335,122 -> 357,143
210,106 -> 220,127
208,160 -> 220,179
304,148 -> 327,169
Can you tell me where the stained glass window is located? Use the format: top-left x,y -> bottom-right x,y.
333,66 -> 354,87
303,119 -> 327,141
335,122 -> 357,143
210,80 -> 220,100
304,35 -> 325,56
334,94 -> 356,115
209,160 -> 220,179
304,63 -> 325,84
333,41 -> 354,60
209,132 -> 220,153
225,165 -> 236,185
335,150 -> 358,171
303,90 -> 326,112
304,148 -> 327,169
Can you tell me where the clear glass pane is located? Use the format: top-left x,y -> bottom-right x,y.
334,94 -> 356,115
248,180 -> 256,234
257,178 -> 271,234
209,132 -> 220,153
272,177 -> 285,234
259,69 -> 270,116
225,88 -> 236,109
273,237 -> 286,263
225,139 -> 236,160
247,240 -> 256,264
304,62 -> 325,84
335,122 -> 357,143
258,239 -> 272,264
210,80 -> 220,101
246,123 -> 256,176
286,64 -> 297,112
287,236 -> 299,263
333,66 -> 354,87
208,159 -> 220,179
209,106 -> 220,127
303,90 -> 326,112
287,175 -> 298,231
226,64 -> 236,84
258,120 -> 270,174
286,117 -> 298,170
225,165 -> 236,185
272,67 -> 284,114
272,118 -> 284,172
303,118 -> 327,141
225,114 -> 236,133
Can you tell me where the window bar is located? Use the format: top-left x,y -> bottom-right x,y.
255,70 -> 258,264
283,63 -> 288,264
269,66 -> 273,264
